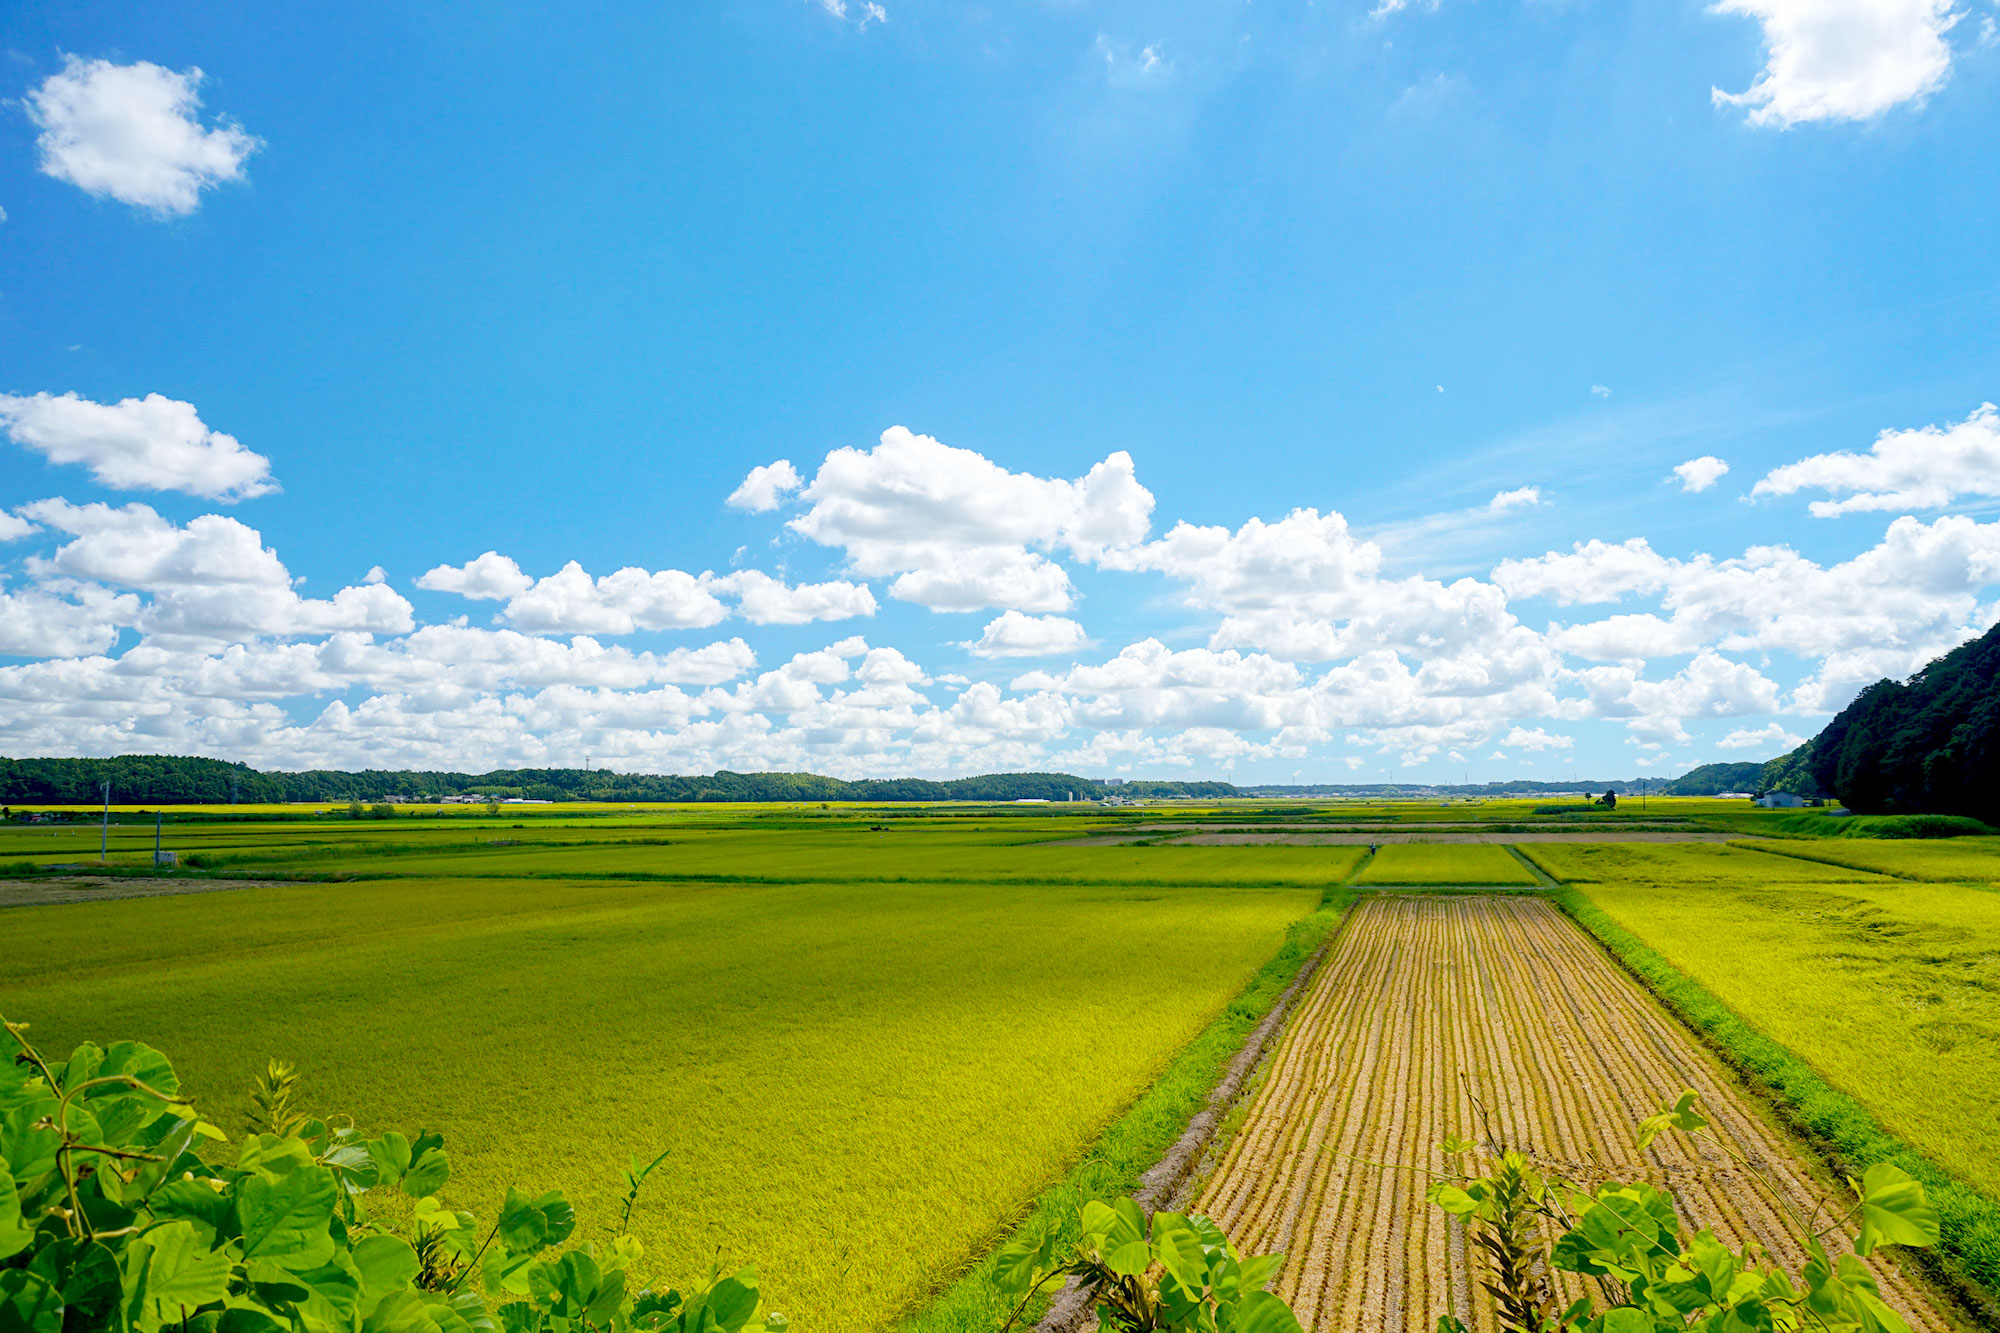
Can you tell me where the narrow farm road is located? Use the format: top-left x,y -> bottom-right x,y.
1192,894 -> 1951,1332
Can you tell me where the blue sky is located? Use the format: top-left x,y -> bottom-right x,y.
2,0 -> 1998,782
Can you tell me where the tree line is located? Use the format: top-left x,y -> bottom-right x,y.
1762,618 -> 2000,822
0,756 -> 1238,805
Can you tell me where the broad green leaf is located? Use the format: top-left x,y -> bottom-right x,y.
401,1149 -> 449,1199
703,1271 -> 760,1333
367,1134 -> 412,1183
353,1236 -> 421,1311
216,1305 -> 291,1333
496,1189 -> 548,1256
1850,1287 -> 1916,1333
152,1177 -> 236,1239
236,1164 -> 339,1267
364,1291 -> 448,1333
293,1262 -> 363,1328
1105,1239 -> 1153,1278
1235,1253 -> 1283,1295
146,1220 -> 233,1312
1594,1310 -> 1655,1333
1425,1184 -> 1478,1217
0,1270 -> 63,1333
1155,1226 -> 1208,1296
1229,1289 -> 1303,1333
0,1172 -> 31,1260
28,1238 -> 122,1329
990,1222 -> 1051,1296
1636,1093 -> 1707,1152
94,1042 -> 179,1102
1853,1164 -> 1938,1256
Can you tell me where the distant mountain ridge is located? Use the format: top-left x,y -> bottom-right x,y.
1762,619 -> 2000,821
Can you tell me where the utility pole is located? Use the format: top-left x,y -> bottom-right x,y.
100,780 -> 111,863
155,810 -> 163,865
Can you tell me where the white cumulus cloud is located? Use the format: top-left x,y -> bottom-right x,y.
1712,0 -> 1960,127
964,611 -> 1089,659
1673,456 -> 1731,493
788,427 -> 1153,612
1716,721 -> 1807,750
26,56 -> 261,215
726,460 -> 803,512
0,392 -> 277,500
1752,402 -> 2000,515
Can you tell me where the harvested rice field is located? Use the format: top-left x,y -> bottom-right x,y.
1192,895 -> 1949,1332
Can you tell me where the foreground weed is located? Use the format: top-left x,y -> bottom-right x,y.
1431,1092 -> 1940,1333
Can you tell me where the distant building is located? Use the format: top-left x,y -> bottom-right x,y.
1757,791 -> 1808,808
1012,798 -> 1052,804
1717,791 -> 1753,800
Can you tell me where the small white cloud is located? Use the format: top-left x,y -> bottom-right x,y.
1591,384 -> 1612,398
26,56 -> 261,216
0,391 -> 277,500
1717,721 -> 1807,751
1711,0 -> 1959,128
726,459 -> 803,512
0,513 -> 37,542
416,551 -> 535,601
861,3 -> 887,26
964,611 -> 1089,659
1500,726 -> 1573,751
363,566 -> 388,585
1673,456 -> 1731,493
1488,486 -> 1543,513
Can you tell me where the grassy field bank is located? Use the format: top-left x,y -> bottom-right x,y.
4,872 -> 1320,1332
1733,836 -> 2000,883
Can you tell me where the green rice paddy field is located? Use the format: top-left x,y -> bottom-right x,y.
0,811 -> 1345,1333
12,801 -> 2000,1327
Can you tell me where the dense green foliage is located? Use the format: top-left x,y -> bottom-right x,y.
1430,1095 -> 1940,1333
990,1199 -> 1299,1333
1763,619 -> 2000,821
1554,887 -> 2000,1303
1658,762 -> 1767,796
1752,812 -> 1996,839
0,1022 -> 785,1333
0,758 -> 1239,806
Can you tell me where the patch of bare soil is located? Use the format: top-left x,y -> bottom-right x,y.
1169,831 -> 1747,845
0,876 -> 298,908
1189,895 -> 1951,1332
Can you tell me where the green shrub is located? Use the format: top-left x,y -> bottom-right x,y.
0,1017 -> 784,1333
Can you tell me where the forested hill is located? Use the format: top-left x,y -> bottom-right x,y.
1763,619 -> 2000,821
0,756 -> 1233,805
1657,762 -> 1767,796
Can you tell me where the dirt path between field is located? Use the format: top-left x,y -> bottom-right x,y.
0,876 -> 289,908
1051,831 -> 1747,845
1176,831 -> 1747,845
1190,894 -> 1952,1332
